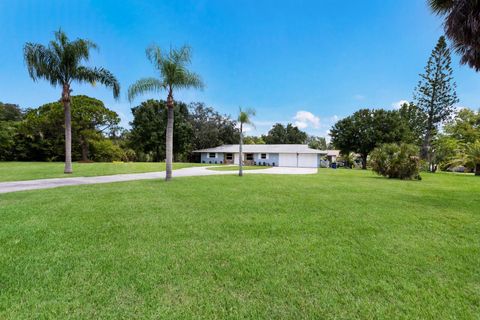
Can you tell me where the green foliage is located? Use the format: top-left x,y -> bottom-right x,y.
262,123 -> 307,144
414,36 -> 458,164
306,135 -> 327,150
330,109 -> 409,169
128,45 -> 203,102
129,100 -> 192,162
448,140 -> 480,175
429,0 -> 480,71
89,139 -> 125,162
0,102 -> 23,121
370,143 -> 421,180
398,102 -> 427,145
243,136 -> 265,144
3,96 -> 121,161
444,108 -> 480,143
24,30 -> 120,98
188,102 -> 239,151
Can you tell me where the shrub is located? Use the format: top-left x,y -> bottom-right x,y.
90,139 -> 125,162
370,143 -> 421,180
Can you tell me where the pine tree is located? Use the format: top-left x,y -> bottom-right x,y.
414,36 -> 458,172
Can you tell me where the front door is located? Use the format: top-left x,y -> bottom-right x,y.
225,153 -> 234,164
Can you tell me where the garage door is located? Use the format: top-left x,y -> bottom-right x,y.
298,154 -> 317,168
279,153 -> 297,167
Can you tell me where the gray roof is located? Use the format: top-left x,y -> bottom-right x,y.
194,144 -> 338,155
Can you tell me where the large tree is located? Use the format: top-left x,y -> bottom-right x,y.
12,96 -> 121,162
188,102 -> 239,152
330,109 -> 409,169
263,123 -> 308,144
429,0 -> 480,71
128,45 -> 203,181
129,99 -> 192,162
237,108 -> 255,177
38,95 -> 120,161
24,30 -> 120,173
414,36 -> 458,170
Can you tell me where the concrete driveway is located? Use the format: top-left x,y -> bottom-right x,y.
0,166 -> 317,194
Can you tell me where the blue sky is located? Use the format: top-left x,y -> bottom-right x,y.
1,0 -> 479,137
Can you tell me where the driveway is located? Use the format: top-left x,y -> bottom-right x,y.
0,166 -> 317,194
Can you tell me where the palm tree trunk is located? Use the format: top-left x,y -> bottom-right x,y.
239,123 -> 243,177
62,84 -> 73,174
165,93 -> 174,181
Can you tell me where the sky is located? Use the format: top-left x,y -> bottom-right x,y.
1,0 -> 479,138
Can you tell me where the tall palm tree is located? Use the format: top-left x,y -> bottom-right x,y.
24,30 -> 120,174
128,45 -> 203,181
237,108 -> 255,177
429,0 -> 480,71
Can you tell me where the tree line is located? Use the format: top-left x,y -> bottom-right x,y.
330,36 -> 480,175
1,98 -> 327,162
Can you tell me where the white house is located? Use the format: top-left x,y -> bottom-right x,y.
194,144 -> 339,168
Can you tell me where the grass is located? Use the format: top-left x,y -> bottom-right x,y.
0,162 -> 206,182
0,169 -> 479,318
207,165 -> 270,171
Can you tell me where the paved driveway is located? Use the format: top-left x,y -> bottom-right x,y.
0,166 -> 317,194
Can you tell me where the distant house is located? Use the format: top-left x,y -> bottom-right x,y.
193,144 -> 339,168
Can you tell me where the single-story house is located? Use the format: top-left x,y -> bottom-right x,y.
193,144 -> 339,168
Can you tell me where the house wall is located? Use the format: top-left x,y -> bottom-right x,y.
253,153 -> 279,166
201,152 -> 224,164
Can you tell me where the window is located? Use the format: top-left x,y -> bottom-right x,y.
226,153 -> 233,160
209,153 -> 216,158
260,153 -> 267,159
246,153 -> 254,161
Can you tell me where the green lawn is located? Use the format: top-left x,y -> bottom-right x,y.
0,162 -> 205,182
1,170 -> 479,318
207,165 -> 270,171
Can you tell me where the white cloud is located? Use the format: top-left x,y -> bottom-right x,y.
293,111 -> 320,129
354,94 -> 366,101
392,100 -> 409,109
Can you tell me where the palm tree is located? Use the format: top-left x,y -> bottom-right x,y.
450,140 -> 480,175
237,108 -> 255,177
24,30 -> 120,174
128,45 -> 203,181
429,0 -> 480,71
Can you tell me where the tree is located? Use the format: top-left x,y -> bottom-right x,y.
39,95 -> 120,161
263,123 -> 307,144
24,30 -> 120,173
398,102 -> 427,145
429,0 -> 480,71
370,143 -> 421,180
414,36 -> 458,171
330,109 -> 409,169
444,108 -> 480,144
129,99 -> 192,162
128,45 -> 203,181
11,96 -> 121,162
306,135 -> 327,150
188,102 -> 239,153
449,140 -> 480,176
237,108 -> 255,177
243,136 -> 265,144
0,102 -> 23,121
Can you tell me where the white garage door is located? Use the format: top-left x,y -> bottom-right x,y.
298,154 -> 318,168
279,153 -> 298,167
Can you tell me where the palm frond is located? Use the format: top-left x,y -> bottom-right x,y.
238,107 -> 256,126
428,0 -> 454,14
127,77 -> 165,102
146,45 -> 163,71
76,67 -> 120,98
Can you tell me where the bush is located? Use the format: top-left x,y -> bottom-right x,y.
90,139 -> 125,162
369,143 -> 421,180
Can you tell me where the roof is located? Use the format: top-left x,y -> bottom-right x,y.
194,144 -> 338,154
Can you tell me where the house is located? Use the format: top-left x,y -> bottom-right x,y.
193,144 -> 339,168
